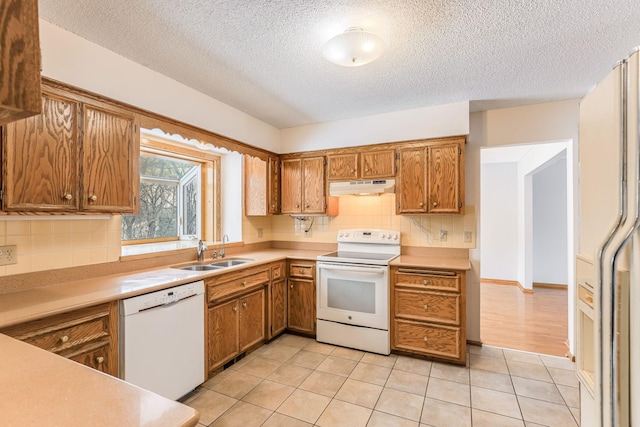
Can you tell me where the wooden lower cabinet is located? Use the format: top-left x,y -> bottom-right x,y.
0,302 -> 119,376
391,267 -> 466,364
287,260 -> 316,335
270,278 -> 287,338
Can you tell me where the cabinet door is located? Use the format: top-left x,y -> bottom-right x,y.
271,278 -> 287,337
396,147 -> 427,214
208,300 -> 239,370
268,156 -> 280,214
288,278 -> 315,334
327,153 -> 359,180
0,0 -> 42,125
281,158 -> 302,213
428,143 -> 460,213
302,157 -> 325,214
362,149 -> 395,179
244,155 -> 268,216
81,102 -> 138,213
3,91 -> 80,211
239,289 -> 265,352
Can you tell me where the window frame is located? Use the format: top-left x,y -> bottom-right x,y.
121,135 -> 220,245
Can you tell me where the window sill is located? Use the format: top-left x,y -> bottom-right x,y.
121,240 -> 200,259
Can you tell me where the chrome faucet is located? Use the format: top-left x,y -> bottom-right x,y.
221,234 -> 229,258
197,240 -> 208,262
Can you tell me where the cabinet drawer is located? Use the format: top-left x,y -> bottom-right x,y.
395,289 -> 460,325
289,262 -> 315,279
271,261 -> 286,281
66,340 -> 112,374
578,285 -> 594,309
2,306 -> 111,354
393,319 -> 461,360
208,270 -> 270,304
395,270 -> 460,292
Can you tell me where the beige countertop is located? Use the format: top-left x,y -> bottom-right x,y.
0,334 -> 199,427
390,254 -> 471,271
0,249 -> 325,329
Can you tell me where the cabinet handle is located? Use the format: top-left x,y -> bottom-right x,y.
290,284 -> 294,289
96,356 -> 104,364
272,204 -> 276,209
423,304 -> 429,311
364,168 -> 369,172
89,195 -> 97,201
242,301 -> 247,308
60,335 -> 69,343
232,305 -> 238,312
63,194 -> 73,200
241,280 -> 247,286
422,279 -> 430,286
351,169 -> 355,173
423,336 -> 428,342
305,204 -> 309,208
299,268 -> 305,274
296,204 -> 300,208
433,201 -> 438,207
418,202 -> 424,207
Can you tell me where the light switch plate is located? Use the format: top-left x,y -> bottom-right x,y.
0,245 -> 17,265
464,231 -> 472,243
439,230 -> 447,241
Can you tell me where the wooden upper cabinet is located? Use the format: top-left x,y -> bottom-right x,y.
281,156 -> 327,214
2,90 -> 80,211
428,143 -> 461,213
0,0 -> 42,126
1,82 -> 140,214
244,155 -> 280,216
396,139 -> 464,215
327,149 -> 395,181
81,102 -> 138,213
327,153 -> 359,180
396,147 -> 428,214
362,149 -> 395,179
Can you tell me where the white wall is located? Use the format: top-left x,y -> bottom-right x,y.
39,20 -> 280,153
220,152 -> 243,243
533,159 -> 568,284
280,101 -> 469,153
480,163 -> 518,280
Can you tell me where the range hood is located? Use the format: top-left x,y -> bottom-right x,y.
329,179 -> 395,196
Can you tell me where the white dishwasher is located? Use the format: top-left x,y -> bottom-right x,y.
120,280 -> 205,400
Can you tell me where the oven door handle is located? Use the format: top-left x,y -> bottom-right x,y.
317,264 -> 386,274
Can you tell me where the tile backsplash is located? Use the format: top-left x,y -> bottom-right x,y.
0,217 -> 122,277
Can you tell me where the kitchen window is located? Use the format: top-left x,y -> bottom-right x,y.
122,134 -> 220,245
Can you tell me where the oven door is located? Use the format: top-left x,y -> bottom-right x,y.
316,261 -> 389,330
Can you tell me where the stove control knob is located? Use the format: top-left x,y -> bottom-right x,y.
339,233 -> 343,238
387,234 -> 393,239
393,234 -> 398,240
344,233 -> 350,237
381,234 -> 386,239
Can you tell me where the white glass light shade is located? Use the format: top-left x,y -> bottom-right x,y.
322,28 -> 386,67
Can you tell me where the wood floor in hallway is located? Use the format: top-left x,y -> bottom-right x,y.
480,282 -> 569,357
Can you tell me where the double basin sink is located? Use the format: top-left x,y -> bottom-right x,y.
173,258 -> 253,272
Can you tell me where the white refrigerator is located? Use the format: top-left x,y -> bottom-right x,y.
577,48 -> 639,427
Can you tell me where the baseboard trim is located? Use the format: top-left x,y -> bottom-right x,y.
481,278 -> 534,294
466,339 -> 483,347
533,282 -> 568,290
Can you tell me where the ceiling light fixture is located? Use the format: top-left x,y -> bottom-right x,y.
322,27 -> 386,67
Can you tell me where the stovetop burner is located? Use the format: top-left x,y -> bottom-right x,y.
317,229 -> 401,266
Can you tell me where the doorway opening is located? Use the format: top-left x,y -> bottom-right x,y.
479,141 -> 575,357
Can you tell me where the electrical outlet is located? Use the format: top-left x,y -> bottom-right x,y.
439,230 -> 447,241
0,245 -> 17,266
464,231 -> 472,243
257,228 -> 263,238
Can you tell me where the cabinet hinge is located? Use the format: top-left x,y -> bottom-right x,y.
459,201 -> 462,208
459,147 -> 462,155
397,201 -> 400,209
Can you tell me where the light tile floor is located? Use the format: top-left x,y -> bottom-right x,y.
183,334 -> 579,427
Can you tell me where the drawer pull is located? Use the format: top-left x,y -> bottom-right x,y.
63,193 -> 73,200
423,336 -> 428,342
242,302 -> 247,308
96,356 -> 104,364
290,284 -> 294,289
241,280 -> 247,286
585,295 -> 593,304
60,335 -> 69,343
423,279 -> 430,286
299,268 -> 304,274
232,305 -> 238,312
423,304 -> 429,310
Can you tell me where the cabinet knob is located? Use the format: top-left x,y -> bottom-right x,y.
290,284 -> 294,289
299,268 -> 304,274
96,356 -> 104,364
296,204 -> 300,208
60,335 -> 69,343
89,195 -> 97,201
351,169 -> 355,173
232,305 -> 238,312
63,194 -> 73,200
419,202 -> 424,207
364,168 -> 369,172
272,204 -> 276,208
305,204 -> 309,208
433,201 -> 438,207
423,304 -> 429,311
242,301 -> 247,308
241,281 -> 247,286
423,336 -> 428,342
422,279 -> 430,286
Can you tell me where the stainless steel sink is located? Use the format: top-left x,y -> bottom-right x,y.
178,265 -> 222,271
209,259 -> 252,268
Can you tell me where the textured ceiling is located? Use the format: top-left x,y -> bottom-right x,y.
39,0 -> 640,129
